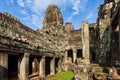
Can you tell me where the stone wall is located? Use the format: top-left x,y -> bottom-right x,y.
95,0 -> 120,65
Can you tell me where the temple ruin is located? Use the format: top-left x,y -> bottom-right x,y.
0,0 -> 120,80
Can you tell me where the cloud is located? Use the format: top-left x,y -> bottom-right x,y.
10,0 -> 14,4
20,10 -> 26,14
85,12 -> 94,20
67,14 -> 74,22
71,0 -> 81,15
17,0 -> 25,7
72,0 -> 88,14
26,0 -> 67,14
31,14 -> 42,28
6,0 -> 14,6
67,0 -> 88,21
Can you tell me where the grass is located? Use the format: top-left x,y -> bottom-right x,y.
46,71 -> 74,80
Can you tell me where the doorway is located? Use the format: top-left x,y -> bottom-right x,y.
8,55 -> 18,80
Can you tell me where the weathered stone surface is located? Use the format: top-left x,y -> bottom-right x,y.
43,4 -> 63,28
32,58 -> 39,74
0,0 -> 120,79
0,53 -> 8,80
19,53 -> 29,80
110,67 -> 120,79
95,0 -> 120,66
64,22 -> 74,32
81,21 -> 90,64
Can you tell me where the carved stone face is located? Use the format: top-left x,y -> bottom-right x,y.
43,5 -> 63,27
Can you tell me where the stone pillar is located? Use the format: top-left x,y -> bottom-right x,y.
32,58 -> 39,74
118,9 -> 120,53
18,57 -> 22,78
39,56 -> 45,77
57,59 -> 62,73
50,57 -> 55,75
81,21 -> 90,64
0,53 -> 8,80
73,49 -> 77,63
19,53 -> 29,80
64,50 -> 68,63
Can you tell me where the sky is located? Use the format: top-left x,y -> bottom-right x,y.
0,0 -> 104,30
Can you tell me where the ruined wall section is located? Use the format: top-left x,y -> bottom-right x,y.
95,0 -> 120,65
64,22 -> 74,32
64,22 -> 82,49
95,1 -> 112,64
41,5 -> 82,55
89,24 -> 97,62
67,30 -> 82,49
41,5 -> 67,55
0,12 -> 53,54
89,23 -> 96,47
110,1 -> 120,65
59,22 -> 83,54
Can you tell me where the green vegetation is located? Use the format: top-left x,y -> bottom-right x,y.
46,71 -> 74,80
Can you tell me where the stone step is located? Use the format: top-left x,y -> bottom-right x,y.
91,66 -> 103,73
30,76 -> 45,80
74,72 -> 89,80
93,72 -> 108,80
90,63 -> 99,67
29,72 -> 39,78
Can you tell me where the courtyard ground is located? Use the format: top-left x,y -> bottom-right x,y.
46,71 -> 74,80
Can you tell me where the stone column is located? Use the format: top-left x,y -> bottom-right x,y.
118,9 -> 120,53
0,53 -> 8,80
64,50 -> 68,63
50,57 -> 55,75
57,58 -> 62,73
18,57 -> 22,78
73,49 -> 77,63
81,21 -> 90,64
19,53 -> 29,80
39,56 -> 45,77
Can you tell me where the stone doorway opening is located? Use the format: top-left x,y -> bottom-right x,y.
77,49 -> 82,58
67,49 -> 73,62
92,52 -> 96,62
29,57 -> 39,75
112,25 -> 119,61
45,57 -> 51,76
90,49 -> 96,62
8,55 -> 18,80
29,57 -> 33,75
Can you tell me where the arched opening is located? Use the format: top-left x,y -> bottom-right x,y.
77,49 -> 82,58
67,49 -> 73,62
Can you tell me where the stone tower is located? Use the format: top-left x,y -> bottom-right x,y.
64,22 -> 74,32
43,4 -> 63,29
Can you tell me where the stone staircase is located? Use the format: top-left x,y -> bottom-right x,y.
90,63 -> 107,80
90,63 -> 103,73
74,63 -> 108,80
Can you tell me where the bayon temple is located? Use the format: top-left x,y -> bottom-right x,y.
0,0 -> 120,80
